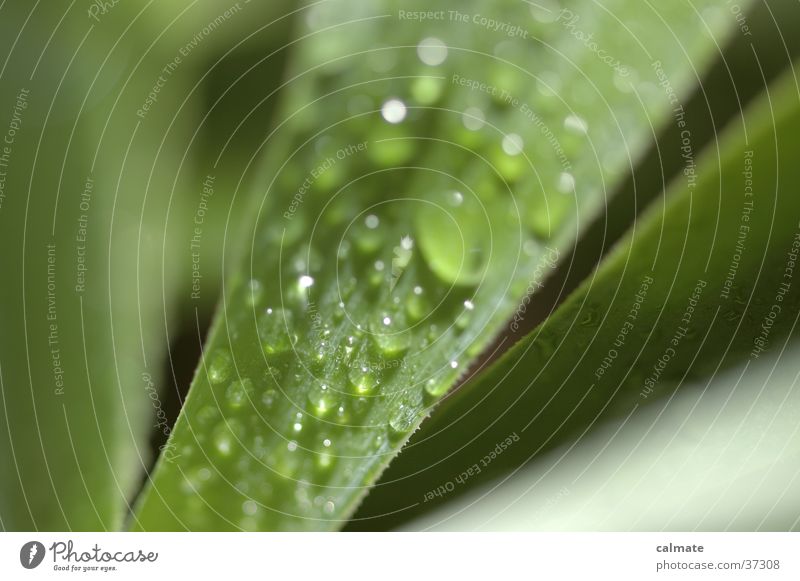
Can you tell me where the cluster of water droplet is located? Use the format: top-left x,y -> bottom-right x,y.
142,0 -> 713,531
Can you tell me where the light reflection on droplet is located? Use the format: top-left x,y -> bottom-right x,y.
381,99 -> 407,124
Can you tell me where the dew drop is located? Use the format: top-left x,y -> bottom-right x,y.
558,172 -> 576,194
226,378 -> 255,410
388,404 -> 417,440
415,198 -> 489,287
564,114 -> 589,134
417,37 -> 448,66
242,500 -> 258,516
261,388 -> 278,409
307,383 -> 338,416
381,98 -> 407,124
502,133 -> 524,156
462,107 -> 485,131
207,351 -> 232,385
348,364 -> 378,395
258,308 -> 297,356
213,420 -> 243,457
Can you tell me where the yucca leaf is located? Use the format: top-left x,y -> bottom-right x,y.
353,59 -> 800,529
130,0 -> 752,530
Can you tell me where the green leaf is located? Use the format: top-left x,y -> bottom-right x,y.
0,2 -> 292,530
132,0 -> 749,530
353,60 -> 800,529
403,337 -> 800,531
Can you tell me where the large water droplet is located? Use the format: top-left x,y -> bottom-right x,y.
226,378 -> 255,410
258,308 -> 297,356
348,364 -> 379,395
415,195 -> 489,286
307,383 -> 338,417
207,351 -> 232,385
388,404 -> 417,441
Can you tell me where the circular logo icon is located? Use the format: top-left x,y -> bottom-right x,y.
19,541 -> 45,569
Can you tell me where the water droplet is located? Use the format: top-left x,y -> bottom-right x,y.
334,403 -> 351,425
415,197 -> 489,287
411,76 -> 445,106
258,308 -> 297,355
462,107 -> 485,131
213,420 -> 243,457
317,452 -> 335,471
557,172 -> 576,194
261,388 -> 278,409
406,291 -> 430,323
226,378 -> 255,409
323,500 -> 336,514
299,275 -> 315,289
502,133 -> 524,156
381,98 -> 407,124
349,364 -> 378,394
307,383 -> 338,416
464,300 -> 475,310
388,404 -> 417,440
417,37 -> 448,66
242,500 -> 258,516
287,440 -> 298,452
207,351 -> 232,385
564,114 -> 588,134
365,214 -> 380,229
